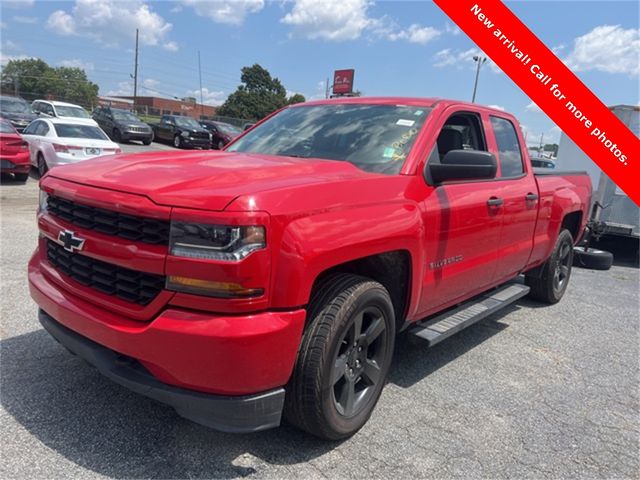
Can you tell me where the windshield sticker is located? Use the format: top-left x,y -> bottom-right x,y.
414,110 -> 424,116
383,147 -> 396,158
396,119 -> 415,127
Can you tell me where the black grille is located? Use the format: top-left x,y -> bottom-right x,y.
46,240 -> 165,306
47,195 -> 169,245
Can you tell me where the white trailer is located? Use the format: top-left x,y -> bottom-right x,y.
556,105 -> 639,239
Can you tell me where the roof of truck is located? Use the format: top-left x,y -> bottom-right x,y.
298,96 -> 511,114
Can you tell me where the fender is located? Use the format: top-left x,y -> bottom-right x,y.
269,201 -> 424,310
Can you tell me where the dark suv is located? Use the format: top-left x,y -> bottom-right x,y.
0,95 -> 37,132
93,106 -> 154,145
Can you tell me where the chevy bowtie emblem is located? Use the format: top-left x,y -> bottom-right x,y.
58,230 -> 85,253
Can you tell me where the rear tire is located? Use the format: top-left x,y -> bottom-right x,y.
14,172 -> 28,183
573,247 -> 613,270
526,229 -> 574,304
284,273 -> 395,440
37,154 -> 48,178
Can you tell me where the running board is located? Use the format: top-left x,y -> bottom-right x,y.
409,283 -> 530,347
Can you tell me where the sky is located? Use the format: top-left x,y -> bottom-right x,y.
1,0 -> 638,146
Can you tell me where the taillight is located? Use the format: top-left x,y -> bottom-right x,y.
52,143 -> 69,153
102,148 -> 122,154
6,141 -> 28,150
52,144 -> 83,153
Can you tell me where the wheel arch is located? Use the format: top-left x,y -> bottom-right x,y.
307,250 -> 413,332
561,210 -> 583,242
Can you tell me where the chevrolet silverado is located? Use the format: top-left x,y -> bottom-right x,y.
29,98 -> 591,440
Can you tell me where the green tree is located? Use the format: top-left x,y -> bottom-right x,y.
287,93 -> 306,105
218,64 -> 304,120
1,58 -> 98,107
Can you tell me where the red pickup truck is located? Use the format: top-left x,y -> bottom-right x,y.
29,98 -> 591,440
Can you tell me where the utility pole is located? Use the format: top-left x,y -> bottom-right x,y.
471,55 -> 487,103
325,77 -> 330,99
133,28 -> 139,112
198,50 -> 204,119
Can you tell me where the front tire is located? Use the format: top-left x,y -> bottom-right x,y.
173,134 -> 183,148
284,273 -> 395,440
526,229 -> 574,304
217,140 -> 225,150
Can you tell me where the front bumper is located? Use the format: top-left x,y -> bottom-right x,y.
122,130 -> 153,142
29,251 -> 306,430
182,137 -> 211,148
39,310 -> 285,432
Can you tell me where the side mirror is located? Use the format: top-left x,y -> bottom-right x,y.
427,150 -> 497,184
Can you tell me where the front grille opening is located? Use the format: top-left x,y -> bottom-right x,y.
46,240 -> 165,306
47,195 -> 170,245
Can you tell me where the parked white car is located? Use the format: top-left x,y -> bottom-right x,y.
31,100 -> 98,126
21,118 -> 121,176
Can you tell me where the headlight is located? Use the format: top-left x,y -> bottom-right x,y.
169,222 -> 266,261
38,189 -> 49,213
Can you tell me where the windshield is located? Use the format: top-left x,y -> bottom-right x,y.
174,117 -> 202,129
215,123 -> 242,136
54,124 -> 109,140
55,105 -> 91,118
227,104 -> 431,174
112,110 -> 139,122
0,99 -> 31,114
0,120 -> 17,133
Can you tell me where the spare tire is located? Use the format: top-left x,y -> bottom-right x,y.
573,247 -> 613,270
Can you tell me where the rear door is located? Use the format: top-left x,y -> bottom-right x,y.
418,108 -> 503,316
21,120 -> 43,164
487,115 -> 538,281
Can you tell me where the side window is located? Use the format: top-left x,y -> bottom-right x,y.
32,102 -> 41,114
23,121 -> 38,135
34,122 -> 49,136
490,116 -> 524,177
435,113 -> 486,161
45,104 -> 55,116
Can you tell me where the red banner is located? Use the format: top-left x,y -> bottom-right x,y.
434,0 -> 640,206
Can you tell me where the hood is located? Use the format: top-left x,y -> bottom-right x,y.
48,151 -> 369,211
1,111 -> 37,123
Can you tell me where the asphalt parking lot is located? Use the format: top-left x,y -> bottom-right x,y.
1,150 -> 638,478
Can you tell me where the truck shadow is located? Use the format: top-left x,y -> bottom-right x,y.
389,306 -> 513,388
1,307 -> 514,478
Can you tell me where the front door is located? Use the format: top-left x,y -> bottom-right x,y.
417,109 -> 504,317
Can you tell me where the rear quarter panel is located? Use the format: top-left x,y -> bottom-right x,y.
528,173 -> 591,267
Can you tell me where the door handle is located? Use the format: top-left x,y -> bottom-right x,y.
525,193 -> 539,201
487,197 -> 504,207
